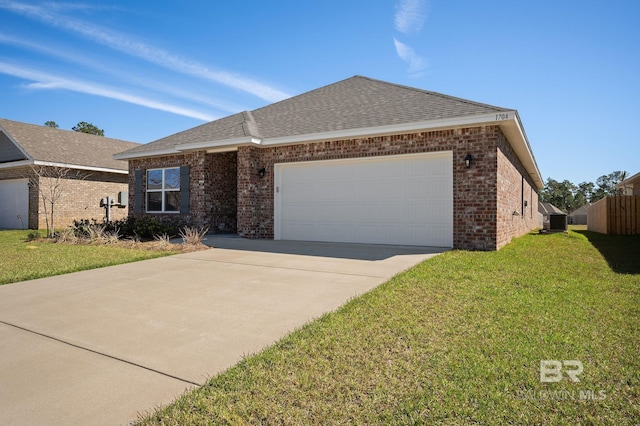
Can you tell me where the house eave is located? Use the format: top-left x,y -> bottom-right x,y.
177,137 -> 261,153
32,161 -> 129,174
0,159 -> 127,174
114,112 -> 544,188
615,171 -> 640,189
260,112 -> 511,146
497,112 -> 545,189
114,147 -> 182,161
0,159 -> 33,169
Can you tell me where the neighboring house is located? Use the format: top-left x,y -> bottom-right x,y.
539,202 -> 564,221
589,171 -> 640,234
538,202 -> 566,231
115,76 -> 543,250
568,204 -> 589,225
0,118 -> 139,230
615,171 -> 640,195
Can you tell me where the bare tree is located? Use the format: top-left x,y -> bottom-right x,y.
26,165 -> 90,237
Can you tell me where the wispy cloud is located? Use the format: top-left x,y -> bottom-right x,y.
0,0 -> 290,102
393,0 -> 429,76
394,0 -> 428,34
393,38 -> 427,75
0,61 -> 217,121
0,32 -> 243,114
42,2 -> 123,13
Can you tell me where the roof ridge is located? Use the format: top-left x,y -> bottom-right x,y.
352,75 -> 511,112
249,75 -> 510,117
248,75 -> 363,115
241,111 -> 261,137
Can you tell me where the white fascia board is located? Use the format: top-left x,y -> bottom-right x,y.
497,113 -> 544,189
0,159 -> 34,169
113,147 -> 182,160
32,161 -> 128,174
176,137 -> 262,152
0,159 -> 127,174
108,111 -> 543,188
261,111 -> 518,146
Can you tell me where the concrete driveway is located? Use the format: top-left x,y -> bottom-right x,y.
0,237 -> 445,425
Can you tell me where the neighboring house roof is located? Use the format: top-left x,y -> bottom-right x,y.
568,204 -> 589,216
539,202 -> 565,215
0,118 -> 139,173
615,171 -> 640,191
115,75 -> 544,188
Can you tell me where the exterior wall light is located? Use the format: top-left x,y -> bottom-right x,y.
464,154 -> 473,168
258,167 -> 266,178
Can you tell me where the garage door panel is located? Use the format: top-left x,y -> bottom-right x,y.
275,152 -> 453,247
0,179 -> 29,230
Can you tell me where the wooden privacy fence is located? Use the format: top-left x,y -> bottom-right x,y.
588,195 -> 640,234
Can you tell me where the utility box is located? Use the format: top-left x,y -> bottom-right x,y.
549,213 -> 567,231
118,191 -> 128,207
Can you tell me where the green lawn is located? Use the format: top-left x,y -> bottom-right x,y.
0,230 -> 176,285
137,229 -> 639,425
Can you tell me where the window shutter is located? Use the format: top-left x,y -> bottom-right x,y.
134,169 -> 143,214
180,166 -> 190,214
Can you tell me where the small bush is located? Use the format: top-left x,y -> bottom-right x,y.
26,231 -> 41,241
71,219 -> 101,239
55,229 -> 78,244
180,226 -> 209,245
72,217 -> 176,242
153,233 -> 172,248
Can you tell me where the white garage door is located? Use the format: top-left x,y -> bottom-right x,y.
0,179 -> 29,229
274,151 -> 453,247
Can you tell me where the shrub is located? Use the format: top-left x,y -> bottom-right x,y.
54,229 -> 77,244
72,217 -> 176,241
153,233 -> 172,249
26,231 -> 41,241
180,226 -> 209,245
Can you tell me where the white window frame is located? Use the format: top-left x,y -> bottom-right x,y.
146,167 -> 180,213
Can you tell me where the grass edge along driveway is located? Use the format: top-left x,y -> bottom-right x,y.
0,230 -> 176,285
137,229 -> 639,425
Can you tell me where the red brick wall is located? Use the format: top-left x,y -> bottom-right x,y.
495,133 -> 539,249
236,126 -> 503,250
128,125 -> 538,250
129,151 -> 237,232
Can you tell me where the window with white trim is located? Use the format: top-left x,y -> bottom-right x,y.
146,168 -> 180,212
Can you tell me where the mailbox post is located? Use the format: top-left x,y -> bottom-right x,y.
100,191 -> 128,222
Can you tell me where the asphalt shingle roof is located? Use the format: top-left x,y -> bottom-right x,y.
539,202 -> 565,215
121,75 -> 510,156
0,118 -> 139,171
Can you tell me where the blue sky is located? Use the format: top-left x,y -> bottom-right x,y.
0,0 -> 638,185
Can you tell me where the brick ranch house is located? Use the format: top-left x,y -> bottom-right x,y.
115,76 -> 544,250
0,118 -> 139,229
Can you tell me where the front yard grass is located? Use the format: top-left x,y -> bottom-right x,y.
0,230 -> 178,285
138,228 -> 639,424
